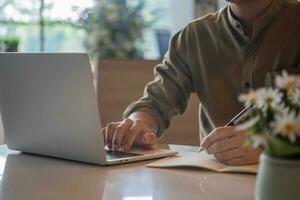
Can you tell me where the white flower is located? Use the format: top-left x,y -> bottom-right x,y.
290,88 -> 300,106
275,71 -> 300,95
238,89 -> 257,106
271,110 -> 300,143
236,116 -> 259,131
256,88 -> 283,110
251,134 -> 268,148
275,103 -> 288,113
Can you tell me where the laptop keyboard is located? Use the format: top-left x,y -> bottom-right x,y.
105,150 -> 142,160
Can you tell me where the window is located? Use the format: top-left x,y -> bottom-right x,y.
0,0 -> 197,59
0,0 -> 93,52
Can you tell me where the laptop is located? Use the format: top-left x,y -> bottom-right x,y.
0,53 -> 177,165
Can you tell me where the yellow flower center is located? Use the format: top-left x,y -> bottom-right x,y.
286,80 -> 295,88
286,80 -> 295,96
247,91 -> 256,101
265,97 -> 273,105
283,122 -> 295,134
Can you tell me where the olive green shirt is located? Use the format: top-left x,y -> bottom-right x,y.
124,0 -> 300,139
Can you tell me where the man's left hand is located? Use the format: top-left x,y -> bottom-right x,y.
200,127 -> 261,166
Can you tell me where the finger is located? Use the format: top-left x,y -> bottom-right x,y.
142,132 -> 157,148
123,120 -> 144,152
201,127 -> 242,149
101,127 -> 107,146
106,122 -> 118,149
134,131 -> 157,148
213,147 -> 244,162
112,119 -> 133,151
206,133 -> 245,154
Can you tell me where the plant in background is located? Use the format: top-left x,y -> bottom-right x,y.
80,0 -> 149,59
238,71 -> 300,159
0,37 -> 19,52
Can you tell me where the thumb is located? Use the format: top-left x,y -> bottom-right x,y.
142,132 -> 157,148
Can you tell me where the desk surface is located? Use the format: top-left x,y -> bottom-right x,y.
0,145 -> 255,200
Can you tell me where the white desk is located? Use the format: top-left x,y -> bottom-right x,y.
0,145 -> 255,200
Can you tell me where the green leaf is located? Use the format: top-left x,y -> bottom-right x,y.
268,136 -> 300,159
243,138 -> 253,147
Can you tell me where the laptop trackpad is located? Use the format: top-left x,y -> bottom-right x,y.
105,150 -> 142,160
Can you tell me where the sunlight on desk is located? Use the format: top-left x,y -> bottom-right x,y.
0,145 -> 255,200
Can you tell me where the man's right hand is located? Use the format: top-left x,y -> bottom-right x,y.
101,115 -> 158,152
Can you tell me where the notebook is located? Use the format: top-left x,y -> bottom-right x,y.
147,151 -> 258,174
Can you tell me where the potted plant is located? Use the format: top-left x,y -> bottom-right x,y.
0,37 -> 19,52
80,0 -> 148,59
238,71 -> 300,200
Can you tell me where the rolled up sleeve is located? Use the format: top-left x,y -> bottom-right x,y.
123,26 -> 195,137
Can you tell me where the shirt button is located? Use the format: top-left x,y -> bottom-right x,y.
244,82 -> 251,89
246,49 -> 252,55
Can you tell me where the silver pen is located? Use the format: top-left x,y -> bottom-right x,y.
197,104 -> 256,153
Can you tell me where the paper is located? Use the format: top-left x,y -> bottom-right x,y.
147,152 -> 258,174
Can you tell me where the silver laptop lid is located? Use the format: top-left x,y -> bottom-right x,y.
0,53 -> 106,164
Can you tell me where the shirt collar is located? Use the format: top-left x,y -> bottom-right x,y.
227,0 -> 285,38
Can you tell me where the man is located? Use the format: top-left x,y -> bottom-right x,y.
102,0 -> 300,165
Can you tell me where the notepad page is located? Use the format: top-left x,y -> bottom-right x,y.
221,164 -> 258,174
147,152 -> 258,174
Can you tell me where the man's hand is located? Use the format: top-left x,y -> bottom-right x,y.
102,118 -> 157,152
200,127 -> 260,166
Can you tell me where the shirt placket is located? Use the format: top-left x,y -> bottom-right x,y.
242,44 -> 255,93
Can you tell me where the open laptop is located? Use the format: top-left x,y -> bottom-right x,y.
0,53 -> 177,165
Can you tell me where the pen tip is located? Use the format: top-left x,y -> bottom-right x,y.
197,147 -> 203,153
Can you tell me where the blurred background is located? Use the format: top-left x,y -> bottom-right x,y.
0,0 -> 228,145
0,0 -> 227,59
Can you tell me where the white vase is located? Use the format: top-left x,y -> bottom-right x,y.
255,153 -> 300,200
